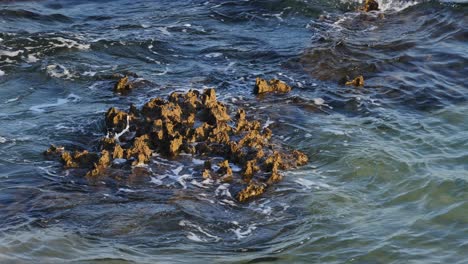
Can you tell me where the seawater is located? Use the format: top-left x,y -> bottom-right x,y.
0,0 -> 467,263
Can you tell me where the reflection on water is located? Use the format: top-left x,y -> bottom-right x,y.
0,0 -> 467,262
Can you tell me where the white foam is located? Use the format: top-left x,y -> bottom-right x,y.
231,224 -> 257,240
150,177 -> 163,185
5,96 -> 19,103
187,232 -> 206,242
118,188 -> 136,193
46,64 -> 74,79
179,220 -> 221,242
192,158 -> 205,165
215,183 -> 232,198
29,94 -> 81,113
177,174 -> 192,189
230,163 -> 242,172
82,71 -> 96,76
172,165 -> 184,175
49,37 -> 90,50
190,179 -> 209,189
0,50 -> 23,57
0,70 -> 4,76
0,136 -> 6,143
341,0 -> 419,12
263,117 -> 274,129
113,115 -> 130,143
295,178 -> 331,190
313,98 -> 325,106
378,0 -> 419,12
156,27 -> 171,36
112,158 -> 127,165
204,52 -> 223,58
153,68 -> 168,76
26,54 -> 39,63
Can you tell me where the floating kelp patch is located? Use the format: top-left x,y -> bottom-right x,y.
46,88 -> 308,202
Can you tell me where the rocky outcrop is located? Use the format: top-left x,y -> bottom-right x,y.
254,77 -> 292,94
360,0 -> 379,12
113,76 -> 133,94
46,87 -> 308,202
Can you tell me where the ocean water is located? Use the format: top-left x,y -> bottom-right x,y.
0,0 -> 467,263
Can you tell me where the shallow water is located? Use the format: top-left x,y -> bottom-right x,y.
0,0 -> 467,263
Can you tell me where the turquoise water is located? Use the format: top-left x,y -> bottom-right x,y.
0,0 -> 467,263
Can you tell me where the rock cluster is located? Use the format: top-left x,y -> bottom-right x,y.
46,88 -> 308,202
254,77 -> 292,94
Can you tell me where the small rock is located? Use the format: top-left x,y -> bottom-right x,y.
254,77 -> 292,94
345,75 -> 365,87
360,0 -> 379,12
113,76 -> 133,94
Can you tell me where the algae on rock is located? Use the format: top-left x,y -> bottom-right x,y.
47,87 -> 308,202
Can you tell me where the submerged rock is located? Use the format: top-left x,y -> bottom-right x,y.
254,77 -> 292,94
360,0 -> 379,12
44,144 -> 64,157
49,88 -> 308,202
345,75 -> 365,87
114,76 -> 133,94
61,150 -> 98,169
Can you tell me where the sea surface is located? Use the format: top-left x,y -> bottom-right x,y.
0,0 -> 467,263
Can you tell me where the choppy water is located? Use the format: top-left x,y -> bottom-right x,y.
0,0 -> 467,263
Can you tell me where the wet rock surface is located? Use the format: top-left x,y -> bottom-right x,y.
254,77 -> 292,94
360,0 -> 379,12
114,76 -> 133,94
46,87 -> 308,202
345,75 -> 365,87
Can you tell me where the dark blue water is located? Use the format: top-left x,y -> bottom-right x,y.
0,0 -> 467,263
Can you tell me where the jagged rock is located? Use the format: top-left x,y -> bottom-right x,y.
125,135 -> 152,165
44,144 -> 64,157
242,160 -> 259,182
237,183 -> 266,202
293,150 -> 309,166
86,150 -> 111,177
345,75 -> 364,87
254,77 -> 292,94
48,86 -> 309,202
61,150 -> 98,169
217,160 -> 233,176
360,0 -> 379,12
106,107 -> 129,132
114,76 -> 133,94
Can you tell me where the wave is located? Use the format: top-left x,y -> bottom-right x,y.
289,0 -> 468,111
0,8 -> 72,23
